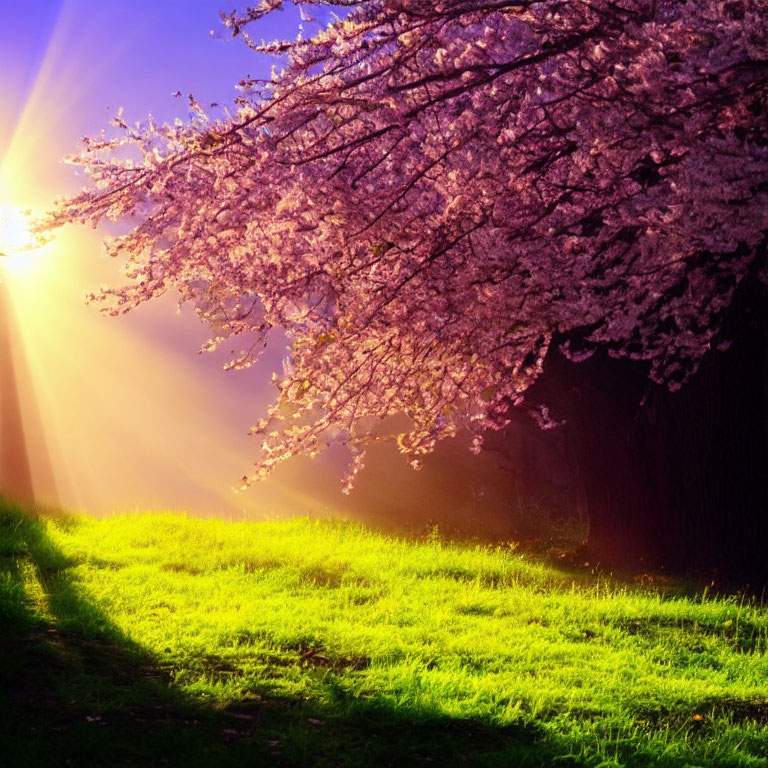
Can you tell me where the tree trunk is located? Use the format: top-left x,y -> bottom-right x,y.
529,350 -> 671,570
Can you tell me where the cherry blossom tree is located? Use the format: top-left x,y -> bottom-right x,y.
48,0 -> 768,559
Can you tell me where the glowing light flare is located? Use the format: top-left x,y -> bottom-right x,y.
0,205 -> 50,279
2,223 -> 291,517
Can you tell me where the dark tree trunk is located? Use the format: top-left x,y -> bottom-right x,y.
529,278 -> 768,584
528,350 -> 671,570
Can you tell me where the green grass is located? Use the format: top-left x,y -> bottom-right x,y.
1,499 -> 767,767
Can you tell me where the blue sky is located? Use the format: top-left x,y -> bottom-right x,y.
0,0 -> 304,171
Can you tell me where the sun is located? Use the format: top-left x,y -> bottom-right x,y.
0,204 -> 47,278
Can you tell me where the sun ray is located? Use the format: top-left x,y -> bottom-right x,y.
0,2 -> 133,197
0,2 -> 345,519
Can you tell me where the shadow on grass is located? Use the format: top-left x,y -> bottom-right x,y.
0,501 -> 582,768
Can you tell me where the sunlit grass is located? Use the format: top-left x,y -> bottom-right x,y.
2,500 -> 767,767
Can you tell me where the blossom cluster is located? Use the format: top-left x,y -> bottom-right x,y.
47,0 -> 768,488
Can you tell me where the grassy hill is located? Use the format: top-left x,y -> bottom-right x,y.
1,500 -> 767,767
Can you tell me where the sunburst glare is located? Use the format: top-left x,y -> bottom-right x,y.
0,204 -> 50,278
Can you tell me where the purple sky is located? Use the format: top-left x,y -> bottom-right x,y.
0,1 -> 308,160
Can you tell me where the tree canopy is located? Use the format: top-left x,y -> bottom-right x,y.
48,0 -> 768,489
